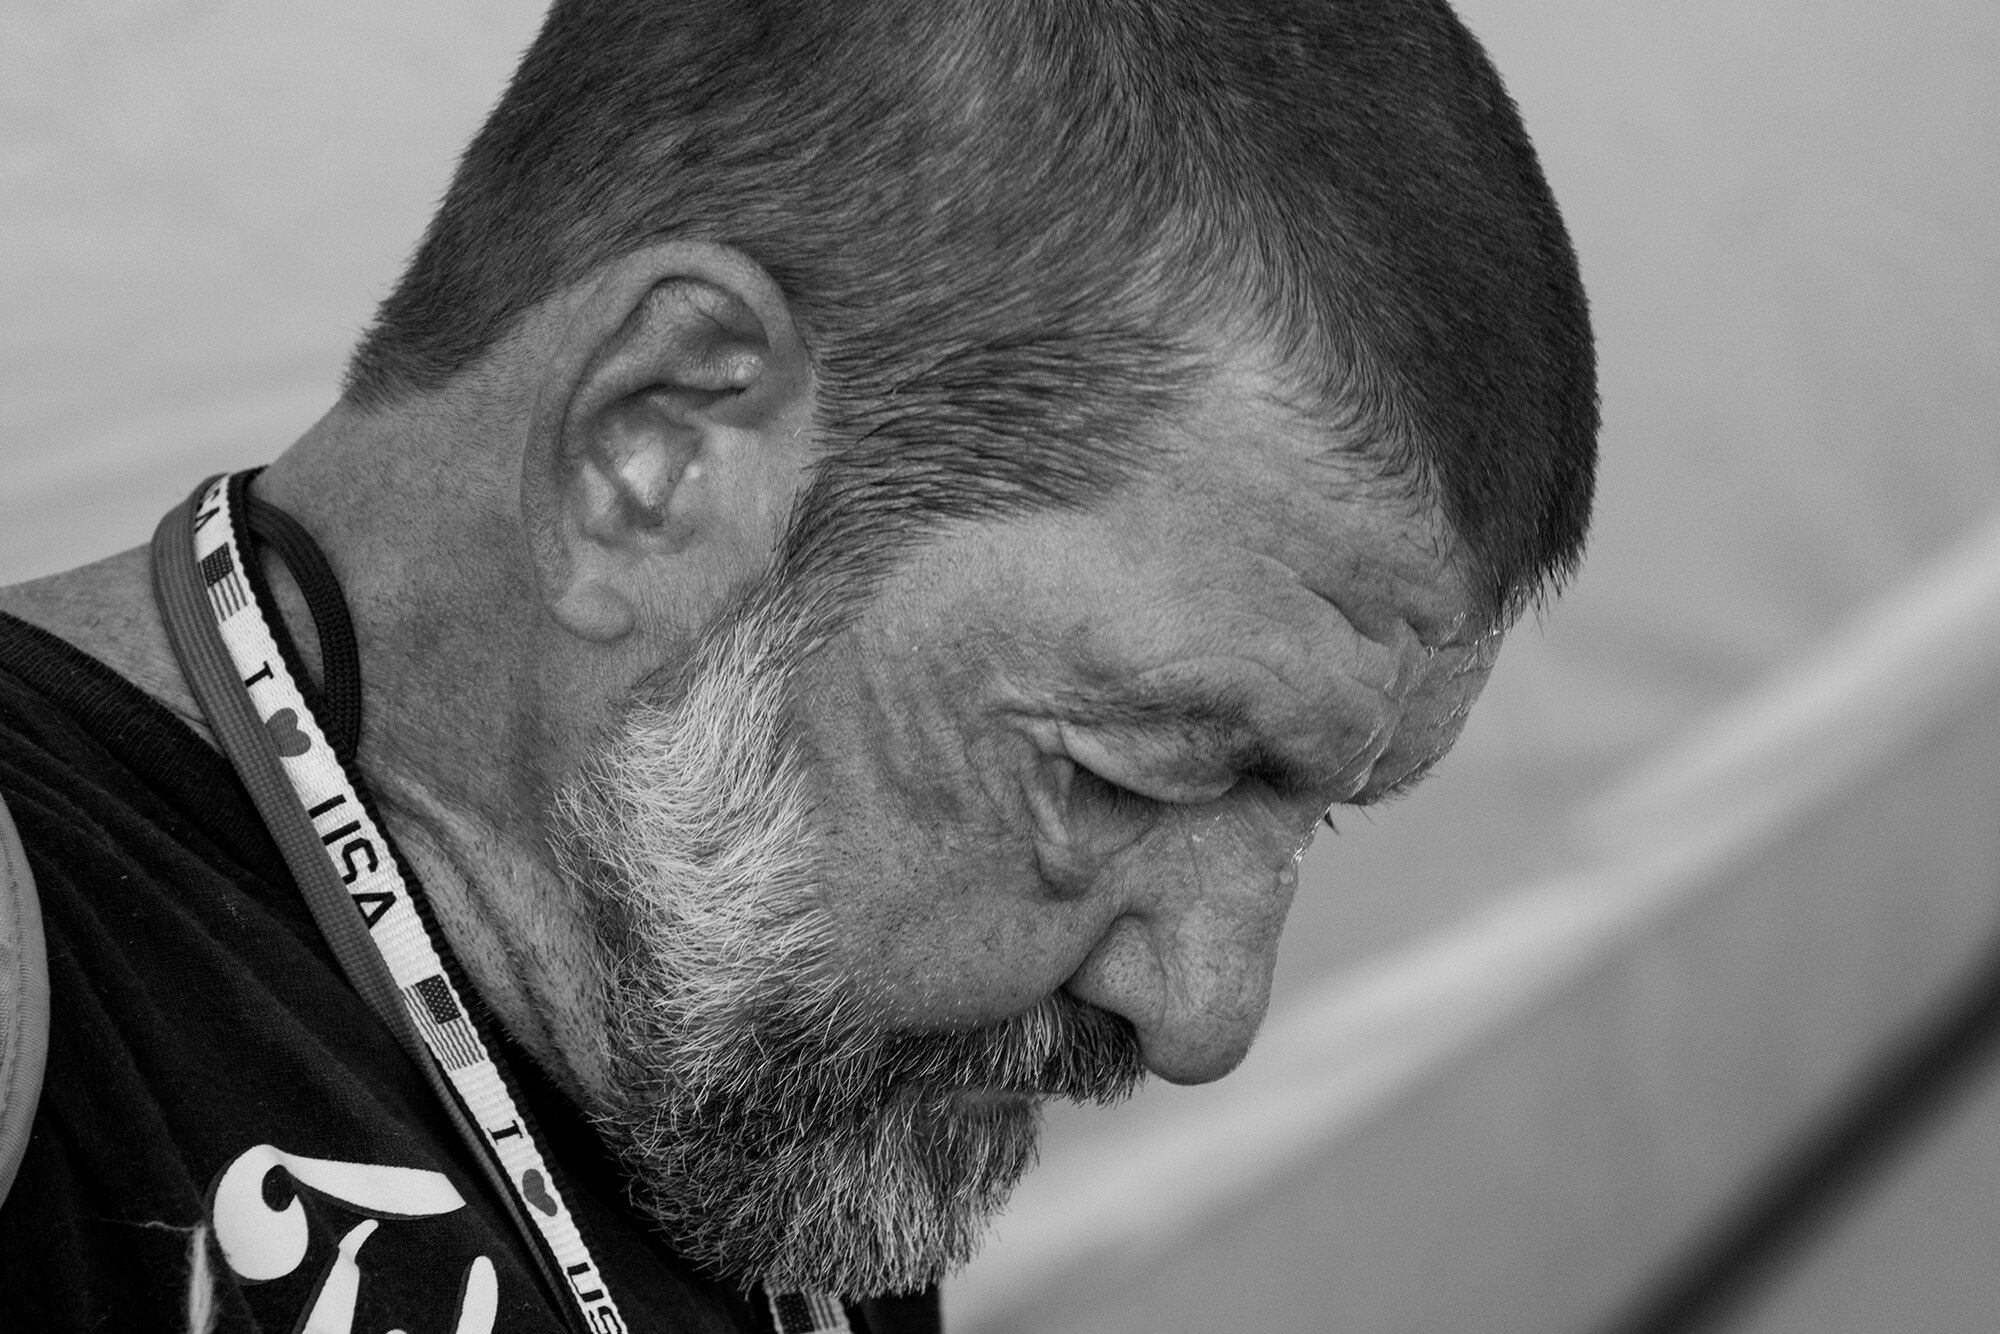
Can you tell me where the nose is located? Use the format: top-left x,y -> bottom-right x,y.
1061,822 -> 1301,1084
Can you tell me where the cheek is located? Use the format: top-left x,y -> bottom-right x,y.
792,666 -> 1118,1027
808,784 -> 1121,1031
810,784 -> 1303,1035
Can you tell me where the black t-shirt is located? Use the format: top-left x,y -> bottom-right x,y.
0,614 -> 939,1334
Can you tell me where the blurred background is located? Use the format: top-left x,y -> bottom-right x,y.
4,2 -> 1997,1330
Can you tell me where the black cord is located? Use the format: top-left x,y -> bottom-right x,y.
238,484 -> 363,765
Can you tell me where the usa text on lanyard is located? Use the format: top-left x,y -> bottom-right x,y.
153,472 -> 628,1334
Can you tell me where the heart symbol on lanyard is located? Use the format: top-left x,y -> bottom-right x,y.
265,708 -> 313,758
521,1169 -> 560,1217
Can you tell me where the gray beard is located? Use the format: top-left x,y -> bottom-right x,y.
550,585 -> 1144,1298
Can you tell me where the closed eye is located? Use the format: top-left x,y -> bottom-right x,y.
1070,762 -> 1165,819
1055,723 -> 1239,808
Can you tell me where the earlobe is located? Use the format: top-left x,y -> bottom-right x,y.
549,576 -> 638,644
526,242 -> 814,648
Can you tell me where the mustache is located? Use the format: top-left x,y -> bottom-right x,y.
662,984 -> 1149,1138
873,988 -> 1148,1107
669,986 -> 1147,1128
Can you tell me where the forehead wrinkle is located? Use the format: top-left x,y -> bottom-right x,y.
1140,555 -> 1417,720
1055,651 -> 1400,799
1038,554 -> 1381,725
1217,545 -> 1459,712
1243,488 -> 1478,655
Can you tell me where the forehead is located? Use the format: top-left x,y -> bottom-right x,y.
1117,362 -> 1476,646
877,362 -> 1498,802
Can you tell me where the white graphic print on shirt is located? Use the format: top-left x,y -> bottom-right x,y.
209,1143 -> 497,1334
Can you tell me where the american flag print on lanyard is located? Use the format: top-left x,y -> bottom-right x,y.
406,975 -> 484,1072
769,1290 -> 854,1333
189,474 -> 630,1334
199,543 -> 250,619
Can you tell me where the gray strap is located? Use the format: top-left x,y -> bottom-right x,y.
0,790 -> 50,1206
151,490 -> 422,1065
148,483 -> 581,1327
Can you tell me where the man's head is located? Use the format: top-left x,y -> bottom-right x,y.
305,0 -> 1595,1301
347,0 -> 1594,622
535,357 -> 1497,1295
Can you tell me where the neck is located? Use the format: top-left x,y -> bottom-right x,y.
0,398 -> 619,1106
257,407 -> 545,832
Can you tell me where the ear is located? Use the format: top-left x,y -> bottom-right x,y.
524,241 -> 814,644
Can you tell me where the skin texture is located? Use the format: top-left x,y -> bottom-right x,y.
795,386 -> 1494,1083
0,240 -> 1492,1105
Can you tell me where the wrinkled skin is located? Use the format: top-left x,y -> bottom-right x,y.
789,378 -> 1495,1086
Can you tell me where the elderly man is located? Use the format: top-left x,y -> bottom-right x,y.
0,0 -> 1594,1330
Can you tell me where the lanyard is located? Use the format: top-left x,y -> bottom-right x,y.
152,473 -> 628,1334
